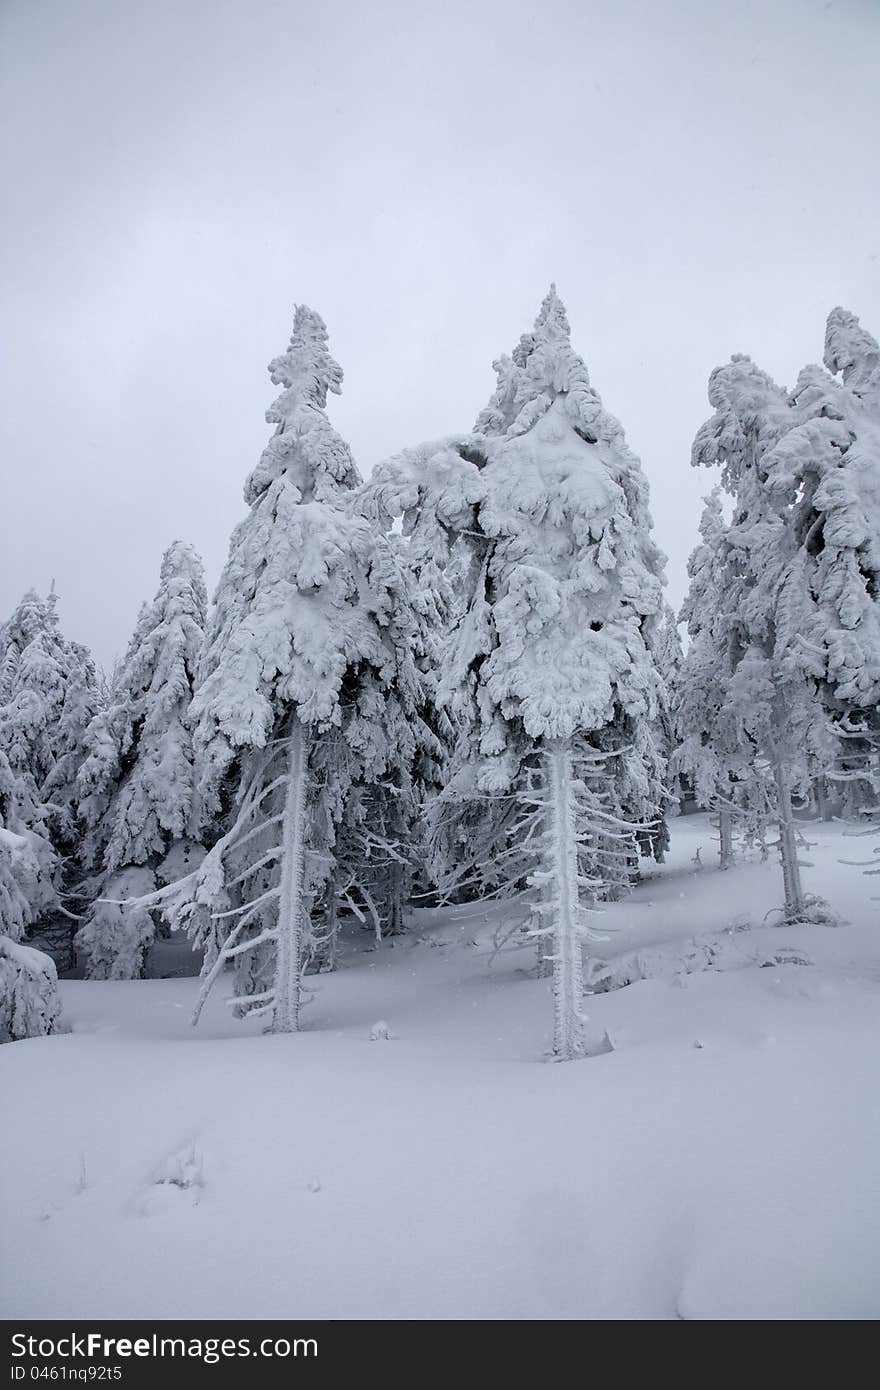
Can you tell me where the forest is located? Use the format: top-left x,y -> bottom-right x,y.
2,287 -> 878,1061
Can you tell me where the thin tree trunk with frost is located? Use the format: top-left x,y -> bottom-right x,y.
816,777 -> 833,823
386,860 -> 404,937
773,756 -> 805,922
718,806 -> 734,869
270,717 -> 309,1032
535,921 -> 552,979
325,871 -> 339,971
546,740 -> 585,1060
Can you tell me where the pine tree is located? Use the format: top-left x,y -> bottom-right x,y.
0,742 -> 61,1042
138,305 -> 421,1032
686,353 -> 840,918
332,497 -> 457,958
0,592 -> 83,1039
368,286 -> 667,1058
74,542 -> 208,979
0,934 -> 62,1042
761,311 -> 880,717
652,601 -> 684,743
673,490 -> 747,864
781,307 -> 880,853
0,589 -> 98,963
0,750 -> 58,945
0,660 -> 66,1040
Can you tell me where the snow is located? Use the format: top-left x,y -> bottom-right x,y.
2,814 -> 878,1320
0,934 -> 62,1042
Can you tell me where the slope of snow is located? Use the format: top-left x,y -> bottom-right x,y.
2,815 -> 878,1320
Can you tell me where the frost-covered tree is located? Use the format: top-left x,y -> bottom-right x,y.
0,751 -> 58,943
759,308 -> 880,822
672,490 -> 751,865
366,287 -> 667,1059
321,512 -> 455,960
0,751 -> 63,1041
0,589 -> 98,962
648,600 -> 685,827
787,308 -> 880,734
74,542 -> 208,979
686,353 -> 842,919
139,305 -> 421,1031
679,307 -> 880,888
0,590 -> 97,846
652,602 -> 683,723
0,935 -> 62,1042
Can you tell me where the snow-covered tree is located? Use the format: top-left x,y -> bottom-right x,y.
138,305 -> 422,1031
0,750 -> 63,1042
0,934 -> 62,1042
685,352 -> 842,918
0,590 -> 97,843
673,490 -> 748,865
0,589 -> 98,962
758,308 -> 880,823
0,751 -> 58,943
764,310 -> 880,719
366,287 -> 667,1059
652,601 -> 683,726
74,542 -> 208,979
323,508 -> 456,960
678,304 -> 880,890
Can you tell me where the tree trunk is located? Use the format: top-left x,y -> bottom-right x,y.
773,757 -> 805,922
386,860 -> 405,937
546,740 -> 585,1060
718,806 -> 734,869
324,871 -> 339,971
535,923 -> 552,978
270,718 -> 308,1032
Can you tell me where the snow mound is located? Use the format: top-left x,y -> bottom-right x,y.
136,1145 -> 205,1216
589,928 -> 813,993
0,934 -> 62,1042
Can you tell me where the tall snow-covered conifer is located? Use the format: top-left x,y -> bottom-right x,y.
74,542 -> 208,978
0,589 -> 98,963
782,310 -> 880,719
683,307 -> 880,906
687,353 -> 839,918
673,490 -> 752,865
146,305 -> 421,1031
366,287 -> 667,1059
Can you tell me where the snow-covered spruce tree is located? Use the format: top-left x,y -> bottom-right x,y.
0,750 -> 58,942
137,305 -> 421,1031
0,773 -> 63,1045
74,542 -> 208,979
772,306 -> 880,813
366,287 -> 667,1059
0,589 -> 98,963
652,600 -> 684,767
322,504 -> 456,960
672,489 -> 754,866
0,752 -> 64,1042
689,353 -> 840,919
0,935 -> 62,1042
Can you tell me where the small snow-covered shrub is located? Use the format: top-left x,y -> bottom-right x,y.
0,820 -> 57,942
0,934 -> 62,1042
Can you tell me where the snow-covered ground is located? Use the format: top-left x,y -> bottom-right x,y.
2,815 -> 879,1320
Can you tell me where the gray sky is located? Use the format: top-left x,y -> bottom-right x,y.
2,0 -> 878,669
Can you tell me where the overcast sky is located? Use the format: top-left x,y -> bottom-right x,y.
2,0 -> 878,668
